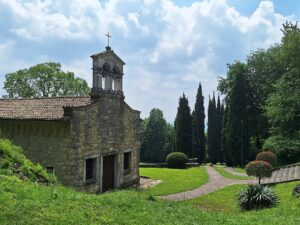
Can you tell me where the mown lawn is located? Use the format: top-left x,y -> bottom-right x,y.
214,166 -> 252,180
0,175 -> 299,225
139,166 -> 208,196
186,181 -> 300,225
234,167 -> 246,173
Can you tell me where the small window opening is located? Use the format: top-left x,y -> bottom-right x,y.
123,152 -> 131,171
46,167 -> 55,174
86,158 -> 96,181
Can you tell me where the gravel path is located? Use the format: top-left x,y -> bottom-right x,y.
160,166 -> 254,201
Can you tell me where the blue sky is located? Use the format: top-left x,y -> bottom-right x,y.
0,0 -> 299,122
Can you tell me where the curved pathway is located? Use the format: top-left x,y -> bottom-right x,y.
160,166 -> 254,201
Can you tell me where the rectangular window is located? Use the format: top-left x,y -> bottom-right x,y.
85,158 -> 96,181
123,152 -> 131,171
46,167 -> 55,174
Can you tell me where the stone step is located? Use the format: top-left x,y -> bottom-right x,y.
262,165 -> 300,184
275,168 -> 284,182
295,166 -> 300,178
288,166 -> 295,180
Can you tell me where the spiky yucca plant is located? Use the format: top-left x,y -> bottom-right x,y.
238,184 -> 279,210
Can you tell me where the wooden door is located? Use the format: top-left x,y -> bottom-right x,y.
102,155 -> 115,192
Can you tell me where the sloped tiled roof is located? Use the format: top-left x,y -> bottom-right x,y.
0,96 -> 92,121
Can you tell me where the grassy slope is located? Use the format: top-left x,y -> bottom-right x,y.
214,166 -> 251,180
140,167 -> 208,196
0,176 -> 299,225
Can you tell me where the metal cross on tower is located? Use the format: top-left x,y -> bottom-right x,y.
105,32 -> 111,47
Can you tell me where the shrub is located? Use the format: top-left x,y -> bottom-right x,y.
166,152 -> 188,169
246,160 -> 273,184
256,151 -> 277,166
238,184 -> 279,210
292,184 -> 300,198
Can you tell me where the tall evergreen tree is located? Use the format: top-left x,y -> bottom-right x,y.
225,62 -> 252,166
215,95 -> 223,163
207,94 -> 218,163
175,93 -> 193,157
221,106 -> 232,165
192,83 -> 206,163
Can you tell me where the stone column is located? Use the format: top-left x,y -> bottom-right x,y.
93,72 -> 97,88
105,76 -> 113,90
97,74 -> 103,89
114,79 -> 122,91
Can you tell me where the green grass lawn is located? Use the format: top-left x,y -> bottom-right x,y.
0,175 -> 299,225
139,166 -> 208,196
214,166 -> 252,180
234,167 -> 246,173
186,181 -> 300,225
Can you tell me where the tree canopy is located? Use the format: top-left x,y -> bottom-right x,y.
140,108 -> 173,163
4,62 -> 90,98
219,22 -> 300,164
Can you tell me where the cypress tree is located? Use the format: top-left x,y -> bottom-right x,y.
225,62 -> 252,166
215,95 -> 223,163
175,93 -> 192,158
207,94 -> 218,163
221,106 -> 233,165
192,83 -> 206,163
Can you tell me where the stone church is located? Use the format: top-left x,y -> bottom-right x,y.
0,46 -> 141,193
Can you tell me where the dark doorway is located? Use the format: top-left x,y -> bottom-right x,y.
102,155 -> 115,192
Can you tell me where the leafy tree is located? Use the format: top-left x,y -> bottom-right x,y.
175,93 -> 192,158
263,23 -> 300,163
4,62 -> 89,98
140,109 -> 167,162
192,83 -> 206,163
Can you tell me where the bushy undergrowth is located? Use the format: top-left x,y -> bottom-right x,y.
237,184 -> 279,210
0,138 -> 56,184
256,151 -> 277,166
263,135 -> 300,164
166,152 -> 188,169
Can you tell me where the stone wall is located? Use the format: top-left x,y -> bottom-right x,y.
0,120 -> 73,185
0,93 -> 140,193
70,92 -> 140,193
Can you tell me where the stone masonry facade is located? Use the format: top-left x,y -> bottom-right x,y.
0,46 -> 141,193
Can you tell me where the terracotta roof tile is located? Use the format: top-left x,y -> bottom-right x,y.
0,97 -> 92,120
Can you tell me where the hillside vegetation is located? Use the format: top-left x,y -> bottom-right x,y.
0,138 -> 55,184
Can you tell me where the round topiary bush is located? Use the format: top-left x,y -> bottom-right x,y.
238,184 -> 279,211
256,151 -> 277,166
166,152 -> 188,169
246,160 -> 273,184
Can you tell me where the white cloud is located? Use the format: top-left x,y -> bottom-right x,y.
128,12 -> 149,33
0,0 -> 298,121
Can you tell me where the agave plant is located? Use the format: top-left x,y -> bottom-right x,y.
237,184 -> 279,210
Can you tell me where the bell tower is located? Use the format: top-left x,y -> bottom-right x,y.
90,43 -> 125,98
